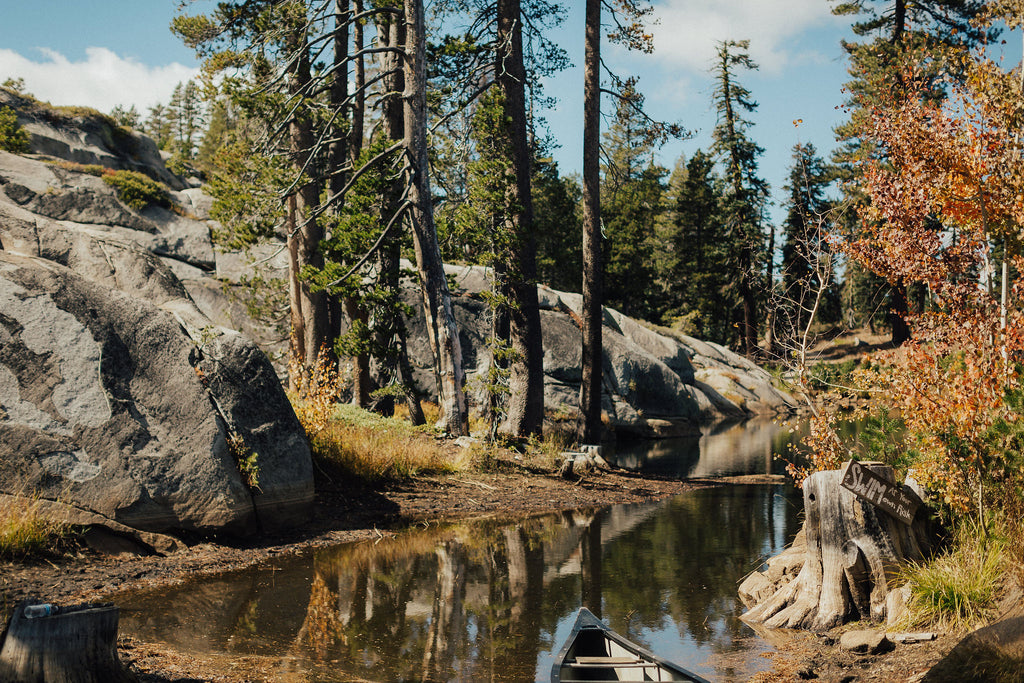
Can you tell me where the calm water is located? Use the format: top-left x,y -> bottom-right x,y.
610,417 -> 806,478
117,421 -> 806,682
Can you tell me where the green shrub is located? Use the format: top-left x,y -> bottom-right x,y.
808,358 -> 864,393
0,105 -> 30,153
101,169 -> 171,210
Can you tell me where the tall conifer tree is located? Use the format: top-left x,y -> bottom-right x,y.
710,39 -> 768,358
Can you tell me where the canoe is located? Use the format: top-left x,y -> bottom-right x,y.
551,608 -> 711,682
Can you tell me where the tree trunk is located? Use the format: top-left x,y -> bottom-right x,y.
764,223 -> 777,357
344,297 -> 371,407
377,10 -> 424,424
487,260 -> 511,440
330,4 -> 370,408
890,278 -> 911,346
0,602 -> 134,683
739,247 -> 758,358
497,0 -> 545,438
741,463 -> 930,632
396,320 -> 427,425
403,0 -> 469,435
578,0 -> 603,445
287,21 -> 329,382
349,0 -> 365,164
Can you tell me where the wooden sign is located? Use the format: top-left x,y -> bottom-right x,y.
840,460 -> 920,525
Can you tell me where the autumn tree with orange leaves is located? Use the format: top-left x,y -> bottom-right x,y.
799,4 -> 1024,539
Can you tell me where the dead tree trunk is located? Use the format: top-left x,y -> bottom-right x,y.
741,463 -> 931,632
0,602 -> 134,682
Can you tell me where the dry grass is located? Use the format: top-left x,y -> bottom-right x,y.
309,404 -> 472,482
290,358 -> 571,482
0,493 -> 71,559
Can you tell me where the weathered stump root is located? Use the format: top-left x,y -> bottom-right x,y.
740,463 -> 931,632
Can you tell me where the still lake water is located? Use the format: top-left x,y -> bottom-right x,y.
117,420 -> 806,682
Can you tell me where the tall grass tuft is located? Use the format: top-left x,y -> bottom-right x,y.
310,404 -> 471,482
899,528 -> 1005,634
0,494 -> 70,559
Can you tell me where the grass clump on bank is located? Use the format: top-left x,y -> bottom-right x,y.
288,352 -> 569,482
101,169 -> 172,210
0,494 -> 71,560
897,526 -> 1007,635
48,160 -> 173,211
308,403 -> 472,482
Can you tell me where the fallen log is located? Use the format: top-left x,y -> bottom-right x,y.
0,600 -> 135,682
741,462 -> 932,632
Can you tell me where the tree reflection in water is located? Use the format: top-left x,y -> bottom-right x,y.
118,485 -> 801,682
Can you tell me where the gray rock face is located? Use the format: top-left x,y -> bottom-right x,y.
0,89 -> 186,191
403,263 -> 797,438
0,251 -> 312,536
0,152 -> 216,270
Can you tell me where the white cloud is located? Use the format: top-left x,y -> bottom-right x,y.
0,47 -> 197,114
648,0 -> 844,75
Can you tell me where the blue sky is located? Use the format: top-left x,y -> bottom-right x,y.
0,1 -> 1014,227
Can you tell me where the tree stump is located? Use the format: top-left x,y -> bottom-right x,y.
741,463 -> 932,632
0,601 -> 135,682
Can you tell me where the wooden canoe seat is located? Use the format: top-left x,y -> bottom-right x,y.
573,656 -> 642,665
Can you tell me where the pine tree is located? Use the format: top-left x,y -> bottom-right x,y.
196,98 -> 232,172
109,104 -> 141,129
534,160 -> 582,293
143,103 -> 174,150
831,0 -> 993,344
168,80 -> 205,162
710,39 -> 769,358
578,0 -> 678,444
660,150 -> 736,344
600,90 -> 667,322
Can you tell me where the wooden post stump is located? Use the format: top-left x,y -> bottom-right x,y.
0,601 -> 135,682
741,463 -> 932,632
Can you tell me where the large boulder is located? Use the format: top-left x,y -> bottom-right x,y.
0,250 -> 313,539
0,103 -> 313,542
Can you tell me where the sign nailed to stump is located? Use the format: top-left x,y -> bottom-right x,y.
840,460 -> 920,525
